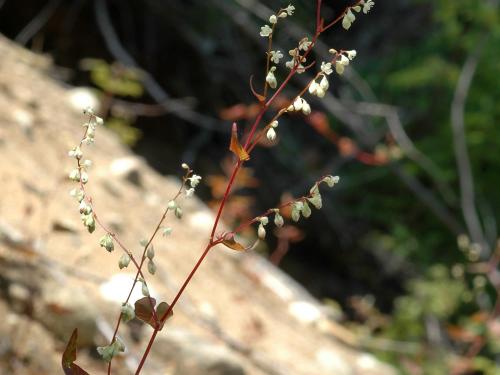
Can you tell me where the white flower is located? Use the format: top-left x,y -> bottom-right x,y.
329,48 -> 338,54
309,80 -> 319,95
270,120 -> 278,128
285,59 -> 295,70
80,171 -> 89,184
269,15 -> 277,24
83,159 -> 92,168
181,163 -> 189,169
315,86 -> 326,98
320,62 -> 333,75
266,67 -> 277,89
319,76 -> 329,91
266,127 -> 277,141
259,216 -> 269,225
296,64 -> 306,74
269,50 -> 283,64
185,188 -> 195,197
346,50 -> 357,60
274,212 -> 284,227
301,99 -> 311,115
189,174 -> 202,188
342,9 -> 356,30
68,146 -> 83,159
260,25 -> 273,37
285,4 -> 295,16
363,0 -> 375,14
335,54 -> 350,75
298,37 -> 313,51
258,224 -> 266,239
323,175 -> 340,187
69,169 -> 80,181
293,96 -> 303,111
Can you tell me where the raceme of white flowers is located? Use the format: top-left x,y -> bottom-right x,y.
254,175 -> 340,239
68,107 -> 103,234
266,120 -> 279,141
342,0 -> 375,30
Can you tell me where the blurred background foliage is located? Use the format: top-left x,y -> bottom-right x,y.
1,0 -> 499,373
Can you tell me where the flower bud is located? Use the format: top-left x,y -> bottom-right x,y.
69,169 -> 80,181
259,216 -> 269,225
301,201 -> 312,218
323,175 -> 340,187
141,281 -> 150,296
274,212 -> 284,227
99,233 -> 114,252
293,96 -> 303,111
320,76 -> 329,90
147,260 -> 157,275
266,128 -> 277,141
118,253 -> 131,269
258,224 -> 266,239
175,206 -> 183,219
121,303 -> 135,322
269,15 -> 277,24
146,245 -> 155,260
291,202 -> 303,222
308,80 -> 319,95
307,193 -> 322,209
301,100 -> 311,115
167,200 -> 177,210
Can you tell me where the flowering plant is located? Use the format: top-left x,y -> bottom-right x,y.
62,1 -> 375,374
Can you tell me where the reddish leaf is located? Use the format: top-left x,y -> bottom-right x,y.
62,329 -> 90,375
134,297 -> 173,330
229,123 -> 250,161
156,302 -> 174,330
134,297 -> 157,327
222,237 -> 247,251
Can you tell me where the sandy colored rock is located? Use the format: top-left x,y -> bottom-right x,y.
0,33 -> 394,375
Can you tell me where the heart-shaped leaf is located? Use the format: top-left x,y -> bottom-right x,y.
62,329 -> 90,375
134,297 -> 173,330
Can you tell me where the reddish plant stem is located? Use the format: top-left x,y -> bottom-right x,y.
132,2 -> 356,373
106,180 -> 187,375
134,241 -> 218,374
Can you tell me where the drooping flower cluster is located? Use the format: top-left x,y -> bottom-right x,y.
253,175 -> 340,239
183,163 -> 202,198
287,96 -> 311,115
68,107 -> 104,234
266,120 -> 279,141
342,0 -> 375,30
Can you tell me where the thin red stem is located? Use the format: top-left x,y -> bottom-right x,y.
131,2 -> 357,373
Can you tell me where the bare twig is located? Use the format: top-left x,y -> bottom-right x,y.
93,0 -> 225,133
15,0 -> 61,45
451,42 -> 488,254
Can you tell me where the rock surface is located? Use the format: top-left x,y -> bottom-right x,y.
0,34 -> 394,375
